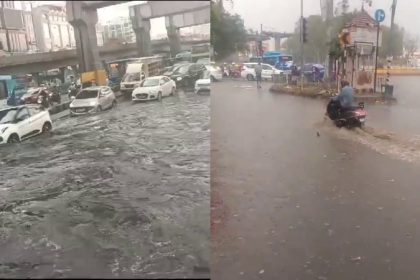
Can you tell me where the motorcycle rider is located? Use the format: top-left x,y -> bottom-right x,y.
336,80 -> 354,112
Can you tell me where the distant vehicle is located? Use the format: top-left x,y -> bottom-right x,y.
132,76 -> 176,102
175,51 -> 192,62
0,105 -> 52,144
195,70 -> 211,94
205,64 -> 223,81
168,63 -> 207,88
69,86 -> 117,116
120,56 -> 164,96
240,63 -> 284,81
250,52 -> 293,72
196,58 -> 211,65
298,63 -> 325,82
6,86 -> 27,106
191,43 -> 211,62
163,62 -> 190,76
20,87 -> 51,105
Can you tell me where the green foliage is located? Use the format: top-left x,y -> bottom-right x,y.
283,11 -> 405,63
211,0 -> 248,60
380,25 -> 404,58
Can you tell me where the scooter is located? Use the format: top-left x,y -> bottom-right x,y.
326,98 -> 367,129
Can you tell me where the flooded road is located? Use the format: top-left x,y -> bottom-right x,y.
212,80 -> 420,280
364,76 -> 420,137
0,91 -> 210,278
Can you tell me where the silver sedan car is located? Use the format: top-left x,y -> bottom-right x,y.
69,86 -> 117,116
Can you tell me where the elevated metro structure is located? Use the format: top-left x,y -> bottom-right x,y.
0,39 -> 208,75
67,1 -> 210,76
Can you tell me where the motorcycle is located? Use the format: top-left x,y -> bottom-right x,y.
48,88 -> 61,104
326,98 -> 367,129
68,84 -> 80,100
37,94 -> 50,110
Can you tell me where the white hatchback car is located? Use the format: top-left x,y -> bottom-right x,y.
240,63 -> 283,81
132,76 -> 176,102
195,70 -> 211,94
205,64 -> 223,81
0,105 -> 52,144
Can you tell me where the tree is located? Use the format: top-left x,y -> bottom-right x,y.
283,15 -> 331,63
404,35 -> 419,57
211,0 -> 248,60
380,25 -> 404,58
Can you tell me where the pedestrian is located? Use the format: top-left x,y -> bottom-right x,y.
255,62 -> 263,89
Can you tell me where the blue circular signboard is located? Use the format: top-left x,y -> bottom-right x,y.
375,9 -> 385,23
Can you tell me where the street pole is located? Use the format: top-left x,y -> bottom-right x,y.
373,22 -> 380,93
260,24 -> 263,57
300,0 -> 304,91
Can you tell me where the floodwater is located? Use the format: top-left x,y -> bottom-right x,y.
212,80 -> 420,279
0,91 -> 210,278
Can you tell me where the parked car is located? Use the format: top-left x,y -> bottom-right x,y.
240,63 -> 284,81
0,105 -> 52,144
195,70 -> 211,94
132,76 -> 176,102
168,63 -> 206,88
69,86 -> 117,117
205,64 -> 223,81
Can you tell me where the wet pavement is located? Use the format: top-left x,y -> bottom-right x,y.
0,90 -> 210,278
212,79 -> 420,280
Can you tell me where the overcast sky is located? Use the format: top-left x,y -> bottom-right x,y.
226,0 -> 420,38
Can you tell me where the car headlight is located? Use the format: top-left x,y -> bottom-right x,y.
90,101 -> 97,106
149,89 -> 158,94
1,127 -> 8,134
177,77 -> 182,81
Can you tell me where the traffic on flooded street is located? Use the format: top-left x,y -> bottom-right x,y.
0,91 -> 210,278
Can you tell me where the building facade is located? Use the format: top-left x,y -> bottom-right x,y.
32,5 -> 76,52
102,17 -> 135,44
0,0 -> 29,53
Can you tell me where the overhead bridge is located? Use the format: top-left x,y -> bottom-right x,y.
0,39 -> 209,75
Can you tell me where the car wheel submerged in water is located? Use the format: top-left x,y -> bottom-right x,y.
247,74 -> 254,81
42,122 -> 52,133
7,134 -> 20,143
157,92 -> 162,101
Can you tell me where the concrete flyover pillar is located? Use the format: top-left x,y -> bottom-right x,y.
166,16 -> 181,57
274,37 -> 281,52
130,6 -> 152,57
66,1 -> 103,73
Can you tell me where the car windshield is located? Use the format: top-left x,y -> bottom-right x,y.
123,72 -> 141,82
0,108 -> 18,124
174,65 -> 190,74
76,90 -> 99,99
142,78 -> 160,87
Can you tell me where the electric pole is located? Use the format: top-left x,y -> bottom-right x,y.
300,0 -> 304,91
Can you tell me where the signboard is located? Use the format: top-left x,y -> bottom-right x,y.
375,9 -> 385,23
350,27 -> 382,47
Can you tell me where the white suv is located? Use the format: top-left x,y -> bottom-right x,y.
0,105 -> 52,144
240,63 -> 283,81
